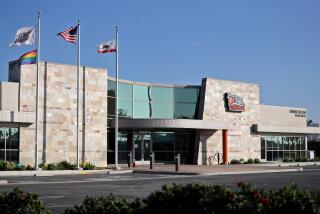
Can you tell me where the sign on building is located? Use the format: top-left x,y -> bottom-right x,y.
225,93 -> 245,112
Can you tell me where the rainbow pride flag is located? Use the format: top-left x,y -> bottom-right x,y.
19,50 -> 37,64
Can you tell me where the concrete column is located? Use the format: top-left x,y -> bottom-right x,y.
222,129 -> 228,164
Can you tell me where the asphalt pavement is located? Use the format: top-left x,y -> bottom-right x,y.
1,165 -> 320,214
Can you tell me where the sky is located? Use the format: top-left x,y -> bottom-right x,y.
0,0 -> 319,122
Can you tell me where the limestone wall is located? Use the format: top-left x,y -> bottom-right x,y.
197,78 -> 261,164
18,62 -> 108,166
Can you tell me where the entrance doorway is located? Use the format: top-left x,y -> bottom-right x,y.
133,132 -> 151,163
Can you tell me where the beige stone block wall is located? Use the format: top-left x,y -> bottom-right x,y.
197,78 -> 261,165
18,62 -> 108,167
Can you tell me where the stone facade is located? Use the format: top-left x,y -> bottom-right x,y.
196,78 -> 261,164
16,62 -> 108,166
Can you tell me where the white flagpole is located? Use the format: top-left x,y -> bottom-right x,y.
115,26 -> 120,169
76,19 -> 81,169
35,11 -> 41,170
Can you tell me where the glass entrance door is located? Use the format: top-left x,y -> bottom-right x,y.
133,132 -> 151,162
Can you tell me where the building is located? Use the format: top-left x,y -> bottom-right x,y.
1,61 -> 320,166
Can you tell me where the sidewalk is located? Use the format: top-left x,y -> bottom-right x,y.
0,169 -> 133,177
129,163 -> 303,175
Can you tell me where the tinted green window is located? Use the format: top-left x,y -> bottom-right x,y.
0,128 -> 4,149
151,87 -> 173,102
174,103 -> 197,119
8,128 -> 19,150
107,97 -> 115,115
119,83 -> 132,100
118,99 -> 132,117
151,102 -> 173,119
174,88 -> 199,103
134,85 -> 150,101
134,101 -> 150,118
108,80 -> 116,97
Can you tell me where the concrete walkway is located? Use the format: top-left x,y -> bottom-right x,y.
1,162 -> 315,177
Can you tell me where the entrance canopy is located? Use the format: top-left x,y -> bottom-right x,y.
110,118 -> 232,130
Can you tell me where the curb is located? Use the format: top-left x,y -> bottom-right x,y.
107,170 -> 133,175
0,180 -> 8,184
134,170 -> 198,176
260,162 -> 320,167
133,168 -> 303,176
0,169 -> 110,177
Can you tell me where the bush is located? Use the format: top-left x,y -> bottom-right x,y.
0,188 -> 50,214
254,158 -> 261,164
40,161 -> 77,170
0,161 -> 16,171
283,158 -> 295,162
230,159 -> 241,164
64,182 -> 320,214
80,162 -> 96,170
63,194 -> 139,214
15,163 -> 26,171
295,157 -> 308,162
244,158 -> 254,164
57,161 -> 77,170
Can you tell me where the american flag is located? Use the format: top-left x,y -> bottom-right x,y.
57,26 -> 78,44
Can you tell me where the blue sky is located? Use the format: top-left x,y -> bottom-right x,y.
1,0 -> 319,122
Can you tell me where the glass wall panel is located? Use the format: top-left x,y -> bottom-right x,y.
134,85 -> 150,101
267,151 -> 272,161
174,88 -> 199,103
273,151 -> 279,161
301,138 -> 306,150
289,137 -> 295,150
0,128 -> 4,149
261,135 -> 308,162
151,87 -> 173,102
152,132 -> 174,151
118,99 -> 132,117
151,102 -> 173,119
107,97 -> 115,116
108,80 -> 116,97
174,103 -> 197,119
119,82 -> 133,100
283,137 -> 289,150
133,101 -> 150,118
0,127 -> 19,163
9,128 -> 19,150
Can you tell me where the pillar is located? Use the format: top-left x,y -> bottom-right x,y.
222,129 -> 228,164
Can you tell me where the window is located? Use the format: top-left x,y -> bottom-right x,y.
261,135 -> 307,161
0,127 -> 19,163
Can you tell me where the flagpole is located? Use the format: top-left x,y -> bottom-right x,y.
114,26 -> 120,169
35,11 -> 41,170
76,19 -> 81,169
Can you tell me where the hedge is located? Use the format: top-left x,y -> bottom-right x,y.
2,183 -> 320,214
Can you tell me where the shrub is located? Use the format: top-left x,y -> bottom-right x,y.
239,158 -> 245,164
26,164 -> 34,170
65,182 -> 320,214
0,188 -> 50,214
230,159 -> 241,164
295,156 -> 308,162
254,158 -> 261,164
41,161 -> 77,170
57,161 -> 77,170
15,163 -> 26,171
283,158 -> 295,162
0,161 -> 16,171
80,162 -> 96,170
244,158 -> 254,164
63,194 -> 139,214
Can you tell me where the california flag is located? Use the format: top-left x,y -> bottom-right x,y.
97,39 -> 116,53
9,27 -> 36,47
